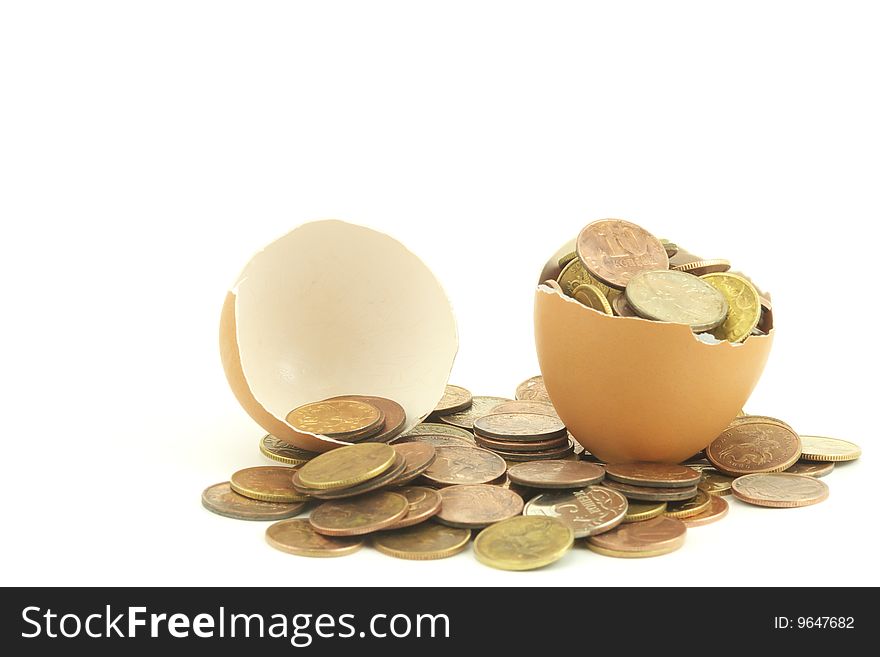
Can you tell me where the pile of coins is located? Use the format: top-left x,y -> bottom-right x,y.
203,377 -> 862,569
547,218 -> 772,341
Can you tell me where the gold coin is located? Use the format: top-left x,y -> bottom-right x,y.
473,516 -> 574,571
700,272 -> 761,343
664,489 -> 712,518
265,519 -> 363,557
798,435 -> 861,462
698,468 -> 736,496
557,251 -> 578,268
556,257 -> 620,302
259,434 -> 319,466
372,523 -> 471,560
297,443 -> 397,490
229,466 -> 309,502
286,399 -> 384,440
571,283 -> 613,314
623,500 -> 667,523
309,491 -> 409,536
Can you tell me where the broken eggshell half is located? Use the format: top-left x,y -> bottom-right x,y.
220,220 -> 458,452
534,259 -> 774,464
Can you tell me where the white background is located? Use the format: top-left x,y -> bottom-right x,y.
1,1 -> 878,587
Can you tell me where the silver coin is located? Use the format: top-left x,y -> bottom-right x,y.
625,269 -> 728,331
524,486 -> 628,538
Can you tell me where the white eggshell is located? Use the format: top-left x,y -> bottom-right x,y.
220,220 -> 458,452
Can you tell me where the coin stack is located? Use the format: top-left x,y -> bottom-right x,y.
283,395 -> 409,444
203,380 -> 861,569
549,218 -> 773,341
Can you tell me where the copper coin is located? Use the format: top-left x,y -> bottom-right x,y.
586,516 -> 686,558
490,400 -> 559,418
507,460 -> 606,489
611,293 -> 640,317
523,486 -> 627,538
438,396 -> 512,430
664,489 -> 712,518
309,491 -> 409,536
475,433 -> 570,452
515,376 -> 551,403
383,486 -> 442,529
494,440 -> 575,462
433,385 -> 473,415
294,453 -> 407,500
786,461 -> 835,478
286,399 -> 385,441
421,445 -> 507,486
201,482 -> 307,521
394,422 -> 475,443
670,258 -> 731,276
603,480 -> 699,502
706,417 -> 801,475
230,466 -> 308,503
259,434 -> 320,465
474,413 -> 567,442
731,473 -> 829,508
328,395 -> 407,443
392,434 -> 475,448
576,219 -> 669,290
605,462 -> 702,488
391,442 -> 437,485
681,495 -> 729,528
265,519 -> 363,557
435,484 -> 524,529
698,468 -> 736,496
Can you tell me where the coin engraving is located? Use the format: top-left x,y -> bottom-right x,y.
700,272 -> 761,343
625,269 -> 728,331
474,516 -> 574,571
265,519 -> 363,557
524,486 -> 627,538
286,399 -> 383,438
731,473 -> 829,508
436,484 -> 524,528
576,219 -> 669,289
422,445 -> 507,485
706,417 -> 801,475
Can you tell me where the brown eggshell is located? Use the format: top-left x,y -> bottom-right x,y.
220,220 -> 458,452
534,286 -> 773,463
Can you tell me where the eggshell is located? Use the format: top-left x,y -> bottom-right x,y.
220,220 -> 458,452
534,285 -> 773,463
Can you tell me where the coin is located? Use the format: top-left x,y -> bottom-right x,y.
286,399 -> 384,440
706,416 -> 801,475
700,272 -> 761,343
490,400 -> 559,417
681,495 -> 729,528
297,453 -> 407,499
328,395 -> 406,443
698,468 -> 736,496
660,239 -> 679,258
556,257 -> 619,301
670,258 -> 731,276
391,442 -> 437,485
731,473 -> 829,508
664,489 -> 712,518
576,219 -> 669,290
309,491 -> 409,536
394,422 -> 475,443
265,518 -> 363,557
523,486 -> 627,538
488,439 -> 575,462
474,516 -> 574,571
259,434 -> 320,466
571,283 -> 613,314
229,466 -> 309,503
603,480 -> 699,502
474,413 -> 567,442
201,482 -> 307,521
475,433 -> 570,452
605,462 -> 702,488
372,523 -> 471,560
507,460 -> 605,489
623,500 -> 667,523
757,296 -> 774,333
435,484 -> 523,528
624,270 -> 728,331
798,436 -> 861,462
786,461 -> 835,478
557,250 -> 578,268
384,486 -> 443,529
297,443 -> 397,490
438,396 -> 512,430
586,516 -> 687,558
611,293 -> 640,317
433,384 -> 473,416
421,445 -> 507,486
392,434 -> 474,448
